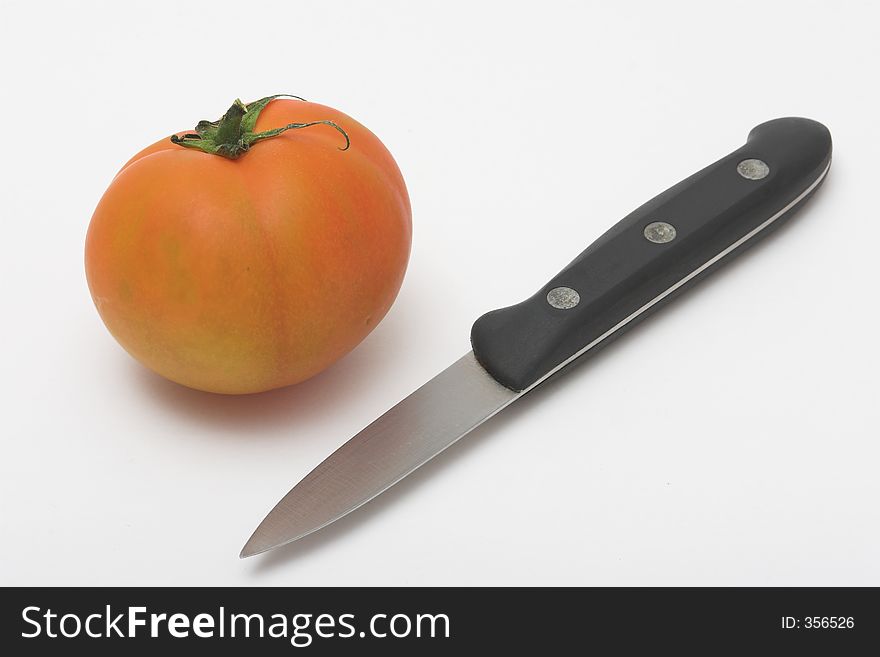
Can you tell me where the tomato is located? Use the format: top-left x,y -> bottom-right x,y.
85,96 -> 411,394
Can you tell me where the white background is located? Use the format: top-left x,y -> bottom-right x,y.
2,0 -> 878,586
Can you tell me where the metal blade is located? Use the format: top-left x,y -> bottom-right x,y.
241,351 -> 519,557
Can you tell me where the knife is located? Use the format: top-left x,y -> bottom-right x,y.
241,117 -> 832,558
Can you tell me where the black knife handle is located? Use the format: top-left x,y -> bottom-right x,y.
471,117 -> 832,392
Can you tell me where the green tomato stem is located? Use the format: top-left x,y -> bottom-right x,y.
170,95 -> 350,159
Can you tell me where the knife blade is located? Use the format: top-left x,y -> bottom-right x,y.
241,117 -> 832,558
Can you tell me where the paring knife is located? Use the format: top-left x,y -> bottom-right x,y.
241,117 -> 832,558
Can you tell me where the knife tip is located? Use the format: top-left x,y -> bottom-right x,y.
239,533 -> 272,559
239,525 -> 308,559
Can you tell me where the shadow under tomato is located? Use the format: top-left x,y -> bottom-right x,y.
132,308 -> 414,439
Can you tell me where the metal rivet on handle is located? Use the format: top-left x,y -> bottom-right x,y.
737,158 -> 770,180
644,221 -> 676,244
547,286 -> 580,310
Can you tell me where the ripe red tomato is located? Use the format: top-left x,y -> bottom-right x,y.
85,96 -> 411,394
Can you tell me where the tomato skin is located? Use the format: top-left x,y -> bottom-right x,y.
85,100 -> 411,394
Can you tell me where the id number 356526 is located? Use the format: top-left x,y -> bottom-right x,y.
781,617 -> 855,629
